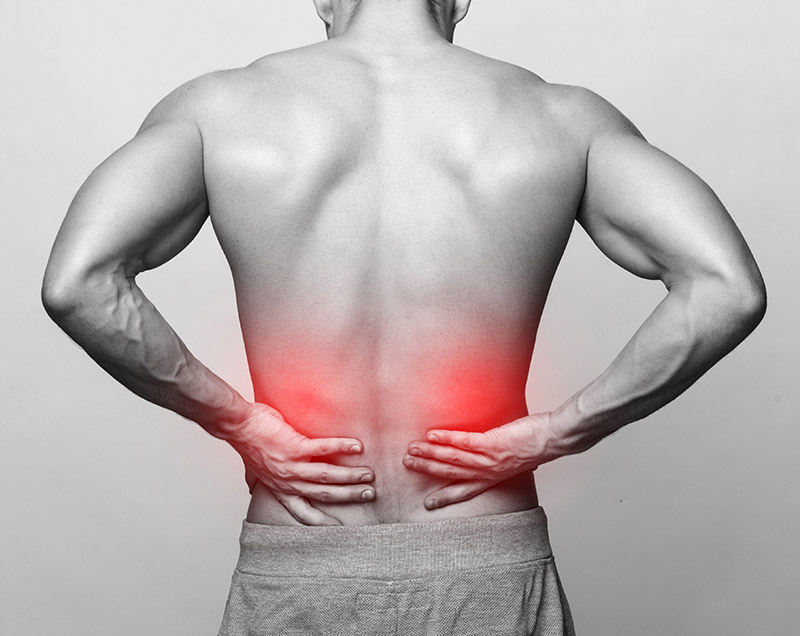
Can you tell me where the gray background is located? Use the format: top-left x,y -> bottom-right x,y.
2,1 -> 797,634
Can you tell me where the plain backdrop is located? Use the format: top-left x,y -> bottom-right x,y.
1,1 -> 798,634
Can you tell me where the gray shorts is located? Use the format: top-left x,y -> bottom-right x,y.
217,506 -> 575,636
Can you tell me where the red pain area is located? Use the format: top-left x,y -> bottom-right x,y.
245,340 -> 534,442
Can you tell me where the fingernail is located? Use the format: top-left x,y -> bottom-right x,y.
350,444 -> 362,453
361,473 -> 373,482
425,498 -> 436,509
427,434 -> 438,442
404,457 -> 415,467
409,447 -> 421,456
361,489 -> 374,500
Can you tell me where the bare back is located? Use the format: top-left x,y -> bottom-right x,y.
195,40 -> 585,524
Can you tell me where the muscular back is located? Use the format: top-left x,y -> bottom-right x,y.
44,25 -> 764,525
193,40 -> 584,522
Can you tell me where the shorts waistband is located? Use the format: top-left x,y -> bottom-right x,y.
235,507 -> 552,580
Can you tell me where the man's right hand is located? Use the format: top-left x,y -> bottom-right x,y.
224,403 -> 375,525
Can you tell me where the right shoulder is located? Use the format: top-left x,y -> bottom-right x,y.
542,84 -> 645,145
480,64 -> 645,147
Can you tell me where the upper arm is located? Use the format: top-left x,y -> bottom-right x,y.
44,78 -> 212,302
573,89 -> 764,297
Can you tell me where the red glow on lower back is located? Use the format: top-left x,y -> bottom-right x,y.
246,338 -> 531,436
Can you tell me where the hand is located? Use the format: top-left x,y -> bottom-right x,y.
403,413 -> 554,511
226,403 -> 375,526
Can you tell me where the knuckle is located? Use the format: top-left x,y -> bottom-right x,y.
445,468 -> 459,480
497,452 -> 513,467
285,446 -> 303,460
459,487 -> 476,499
318,490 -> 332,502
319,471 -> 330,483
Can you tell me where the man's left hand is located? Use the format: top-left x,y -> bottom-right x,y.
403,413 -> 555,510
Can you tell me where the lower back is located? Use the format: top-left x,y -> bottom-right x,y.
203,42 -> 583,524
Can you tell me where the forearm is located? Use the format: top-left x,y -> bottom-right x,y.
546,276 -> 765,459
43,268 -> 250,438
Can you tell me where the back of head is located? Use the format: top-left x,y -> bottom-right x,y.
312,0 -> 471,41
344,0 -> 448,13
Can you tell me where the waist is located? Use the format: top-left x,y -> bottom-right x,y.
245,393 -> 534,525
247,468 -> 538,526
236,506 -> 552,579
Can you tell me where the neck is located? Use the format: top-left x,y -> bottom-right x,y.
325,0 -> 454,45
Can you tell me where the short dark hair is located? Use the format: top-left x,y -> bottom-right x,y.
345,0 -> 448,22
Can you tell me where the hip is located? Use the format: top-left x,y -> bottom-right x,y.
246,469 -> 539,526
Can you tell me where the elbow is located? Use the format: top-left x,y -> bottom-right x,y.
41,262 -> 110,325
678,265 -> 767,343
42,257 -> 137,331
41,270 -> 83,324
722,271 -> 767,335
738,279 -> 767,331
42,243 -> 136,329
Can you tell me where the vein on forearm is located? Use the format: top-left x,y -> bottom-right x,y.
54,267 -> 245,435
551,275 -> 762,457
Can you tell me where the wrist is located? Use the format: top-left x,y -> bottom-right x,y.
205,390 -> 253,441
546,399 -> 592,459
550,390 -> 621,457
534,411 -> 567,464
517,412 -> 568,467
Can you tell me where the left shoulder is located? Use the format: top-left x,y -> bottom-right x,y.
138,68 -> 252,133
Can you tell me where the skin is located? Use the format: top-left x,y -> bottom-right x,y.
42,0 -> 766,526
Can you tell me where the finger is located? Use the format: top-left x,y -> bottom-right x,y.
424,480 -> 493,510
407,441 -> 492,468
272,492 -> 343,526
300,437 -> 364,457
290,482 -> 377,504
402,455 -> 483,481
426,430 -> 485,451
290,462 -> 374,484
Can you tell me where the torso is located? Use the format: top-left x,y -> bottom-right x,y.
198,39 -> 587,525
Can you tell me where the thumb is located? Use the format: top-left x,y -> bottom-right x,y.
274,493 -> 343,526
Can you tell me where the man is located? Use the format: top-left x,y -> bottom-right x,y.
41,0 -> 766,634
